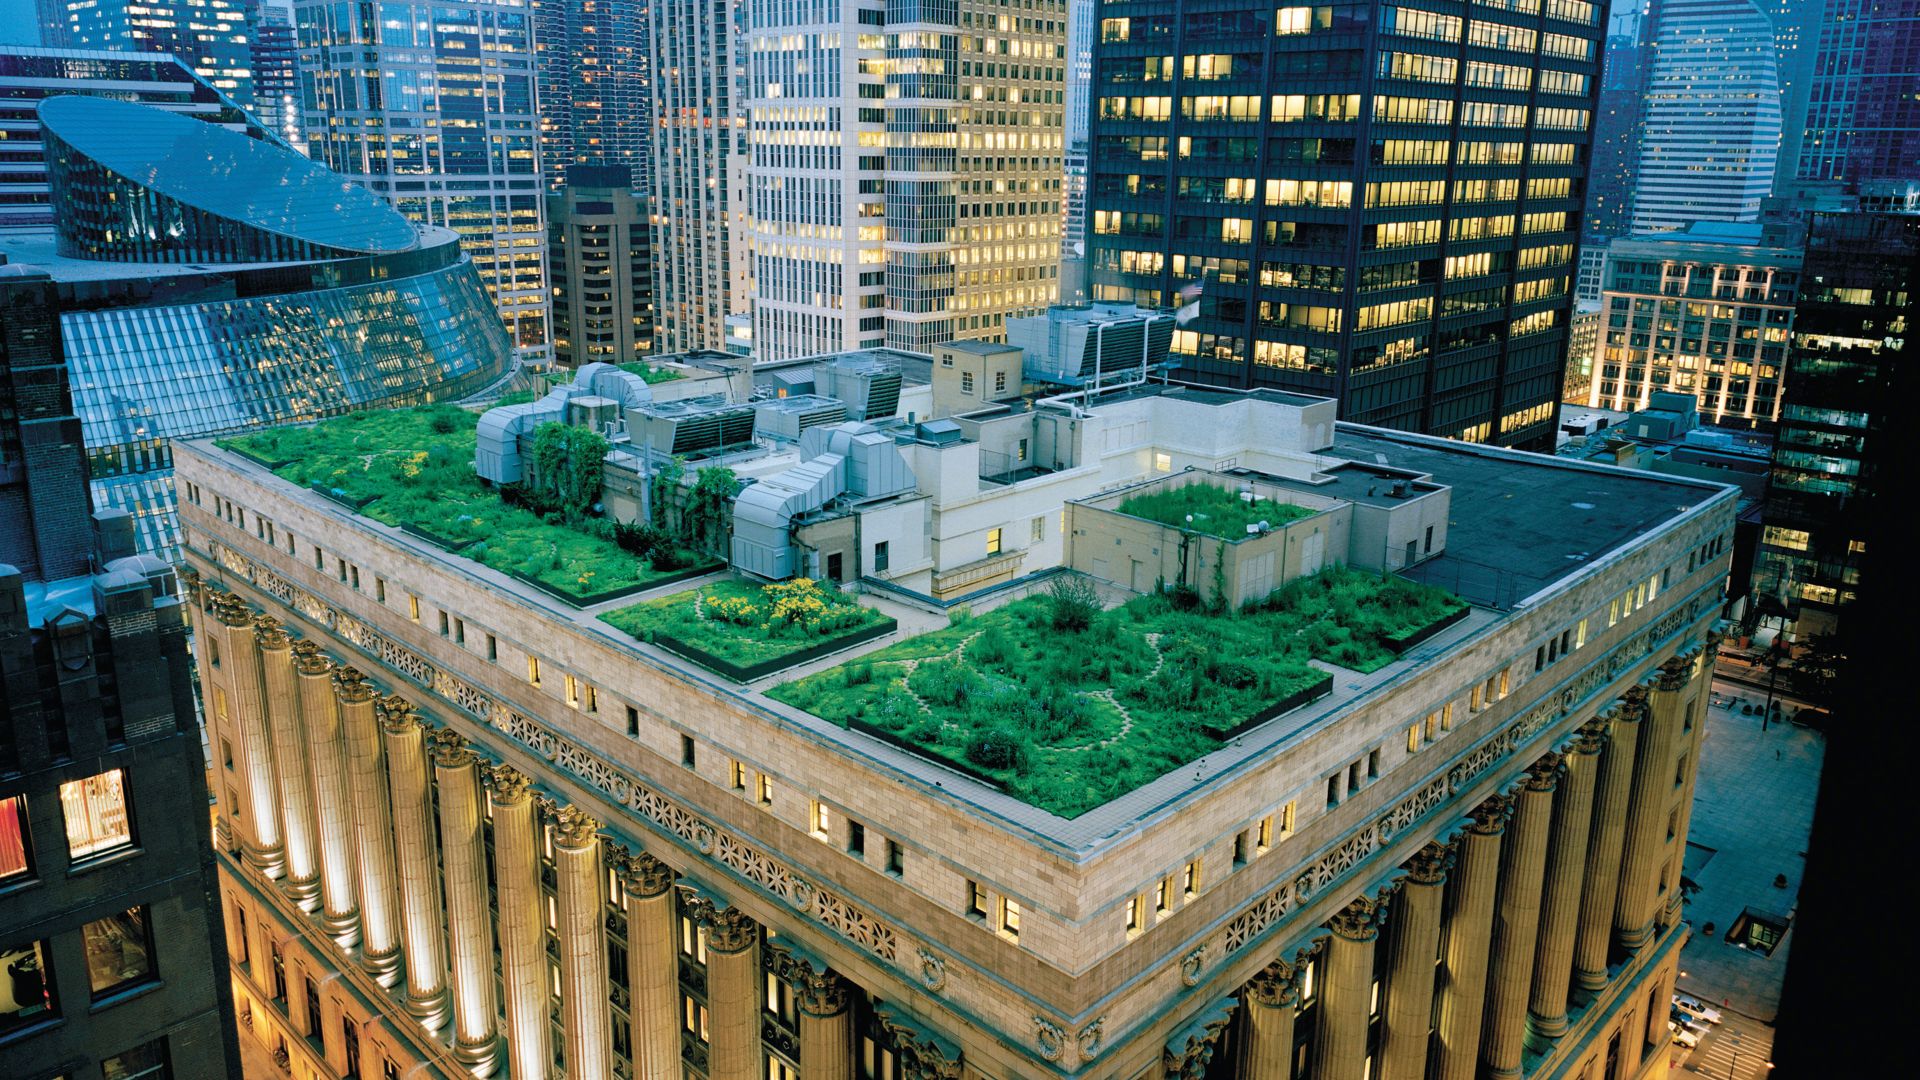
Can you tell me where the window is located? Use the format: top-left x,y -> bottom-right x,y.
1326,775 -> 1341,807
487,634 -> 498,662
999,898 -> 1021,941
102,1037 -> 170,1080
886,840 -> 904,876
627,705 -> 640,737
1155,877 -> 1173,915
967,881 -> 988,918
0,938 -> 56,1034
526,656 -> 541,687
873,541 -> 890,572
681,736 -> 697,768
1233,831 -> 1248,866
1182,860 -> 1202,899
961,371 -> 975,395
375,578 -> 387,603
407,594 -> 419,621
769,1058 -> 800,1080
1154,452 -> 1172,472
986,528 -> 1003,556
454,618 -> 465,646
1408,723 -> 1422,753
565,675 -> 580,708
0,795 -> 31,882
847,820 -> 865,856
1256,814 -> 1274,853
1126,895 -> 1143,935
1675,753 -> 1689,788
730,760 -> 747,791
810,800 -> 830,837
1031,515 -> 1044,541
439,611 -> 450,636
62,769 -> 134,860
682,993 -> 710,1043
84,906 -> 156,998
760,775 -> 776,807
341,1017 -> 360,1078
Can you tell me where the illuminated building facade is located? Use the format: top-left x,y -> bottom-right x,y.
38,0 -> 259,105
534,0 -> 652,193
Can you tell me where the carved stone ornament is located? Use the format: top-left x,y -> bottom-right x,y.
1524,754 -> 1564,792
254,614 -> 291,650
1245,959 -> 1298,1008
427,726 -> 476,769
1570,719 -> 1609,756
550,805 -> 601,852
788,875 -> 816,912
705,905 -> 759,955
768,945 -> 848,1018
291,638 -> 331,676
917,947 -> 948,993
1327,895 -> 1385,941
694,823 -> 717,855
1076,1017 -> 1105,1061
376,693 -> 418,734
618,851 -> 676,898
331,665 -> 375,702
1467,794 -> 1513,834
1163,999 -> 1237,1080
484,763 -> 531,805
1033,1016 -> 1066,1062
1405,840 -> 1455,885
215,593 -> 255,627
1657,654 -> 1692,691
1622,683 -> 1650,716
874,1007 -> 964,1080
1180,944 -> 1208,987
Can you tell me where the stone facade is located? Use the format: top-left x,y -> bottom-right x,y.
175,426 -> 1735,1080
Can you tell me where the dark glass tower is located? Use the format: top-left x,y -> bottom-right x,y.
1752,209 -> 1917,637
1087,0 -> 1600,449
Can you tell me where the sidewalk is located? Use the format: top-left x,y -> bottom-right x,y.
1674,679 -> 1825,1026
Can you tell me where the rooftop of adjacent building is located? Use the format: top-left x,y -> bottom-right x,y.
1612,219 -> 1807,263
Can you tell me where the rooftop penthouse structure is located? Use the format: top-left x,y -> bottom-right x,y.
175,351 -> 1735,1080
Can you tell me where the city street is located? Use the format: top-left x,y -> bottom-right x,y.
1668,673 -> 1825,1076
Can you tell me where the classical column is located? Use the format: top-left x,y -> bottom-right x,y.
1480,759 -> 1558,1080
220,598 -> 284,877
1378,843 -> 1451,1080
793,958 -> 854,1080
432,730 -> 500,1074
257,618 -> 321,908
336,668 -> 401,982
617,853 -> 680,1080
1316,896 -> 1382,1080
1574,700 -> 1642,991
1615,666 -> 1686,951
1239,960 -> 1296,1080
1529,726 -> 1604,1042
489,766 -> 548,1080
381,696 -> 450,1029
1432,796 -> 1508,1080
296,642 -> 360,944
554,808 -> 613,1080
706,905 -> 762,1080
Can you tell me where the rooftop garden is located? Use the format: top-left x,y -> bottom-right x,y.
550,360 -> 684,385
1116,484 -> 1317,539
216,406 -> 717,606
768,569 -> 1467,818
602,578 -> 897,682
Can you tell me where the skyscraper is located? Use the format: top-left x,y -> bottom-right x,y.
1584,30 -> 1647,240
651,0 -> 749,354
1752,207 -> 1915,636
1627,0 -> 1782,234
746,0 -> 1065,361
1,258 -> 243,1080
37,0 -> 259,106
1088,0 -> 1600,449
251,4 -> 303,150
294,0 -> 552,358
534,0 -> 652,193
1061,0 -> 1095,302
1789,0 -> 1920,185
548,164 -> 657,365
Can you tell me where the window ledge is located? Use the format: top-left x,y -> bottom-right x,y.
65,846 -> 145,878
89,978 -> 163,1014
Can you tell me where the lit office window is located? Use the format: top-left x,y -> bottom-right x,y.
61,769 -> 134,860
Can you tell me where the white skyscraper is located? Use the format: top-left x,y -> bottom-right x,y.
1629,0 -> 1782,234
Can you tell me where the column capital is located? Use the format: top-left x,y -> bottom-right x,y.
1468,794 -> 1513,834
376,694 -> 420,734
332,665 -> 375,703
1656,654 -> 1692,690
214,593 -> 255,627
617,851 -> 677,898
551,806 -> 601,852
428,727 -> 477,769
292,639 -> 331,675
1405,840 -> 1455,885
1245,959 -> 1298,1008
255,615 -> 292,650
484,762 -> 532,805
772,947 -> 851,1018
1621,683 -> 1650,715
1570,719 -> 1608,756
1524,754 -> 1563,792
1328,895 -> 1385,942
706,905 -> 759,955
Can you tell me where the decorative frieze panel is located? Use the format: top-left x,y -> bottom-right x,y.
201,540 -> 906,975
1222,880 -> 1293,953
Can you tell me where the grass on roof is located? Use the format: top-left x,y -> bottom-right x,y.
601,579 -> 893,672
1116,484 -> 1317,539
767,568 -> 1466,818
550,361 -> 684,385
216,406 -> 711,602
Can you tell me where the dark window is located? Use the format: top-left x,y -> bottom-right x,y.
627,706 -> 640,737
827,552 -> 844,581
886,840 -> 904,876
681,735 -> 696,768
873,540 -> 890,572
342,1017 -> 361,1078
847,820 -> 865,856
102,1036 -> 170,1080
85,906 -> 157,999
304,977 -> 320,1037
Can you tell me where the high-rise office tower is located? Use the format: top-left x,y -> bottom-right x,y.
252,4 -> 303,150
294,0 -> 552,358
652,0 -> 750,354
1627,0 -> 1782,235
747,0 -> 1065,361
1061,0 -> 1095,302
0,46 -> 279,230
0,259 -> 243,1080
1767,0 -> 1825,191
37,0 -> 259,106
534,0 -> 652,193
1585,31 -> 1646,240
1788,0 -> 1920,185
1753,207 -> 1915,637
549,164 -> 657,365
1089,0 -> 1600,449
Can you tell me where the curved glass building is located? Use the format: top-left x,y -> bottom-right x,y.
4,95 -> 515,558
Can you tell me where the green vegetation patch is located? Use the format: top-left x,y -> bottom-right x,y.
767,569 -> 1465,818
1116,484 -> 1317,539
216,406 -> 713,604
601,579 -> 894,674
549,361 -> 683,386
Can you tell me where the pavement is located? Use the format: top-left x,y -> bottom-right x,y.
1667,670 -> 1825,1075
